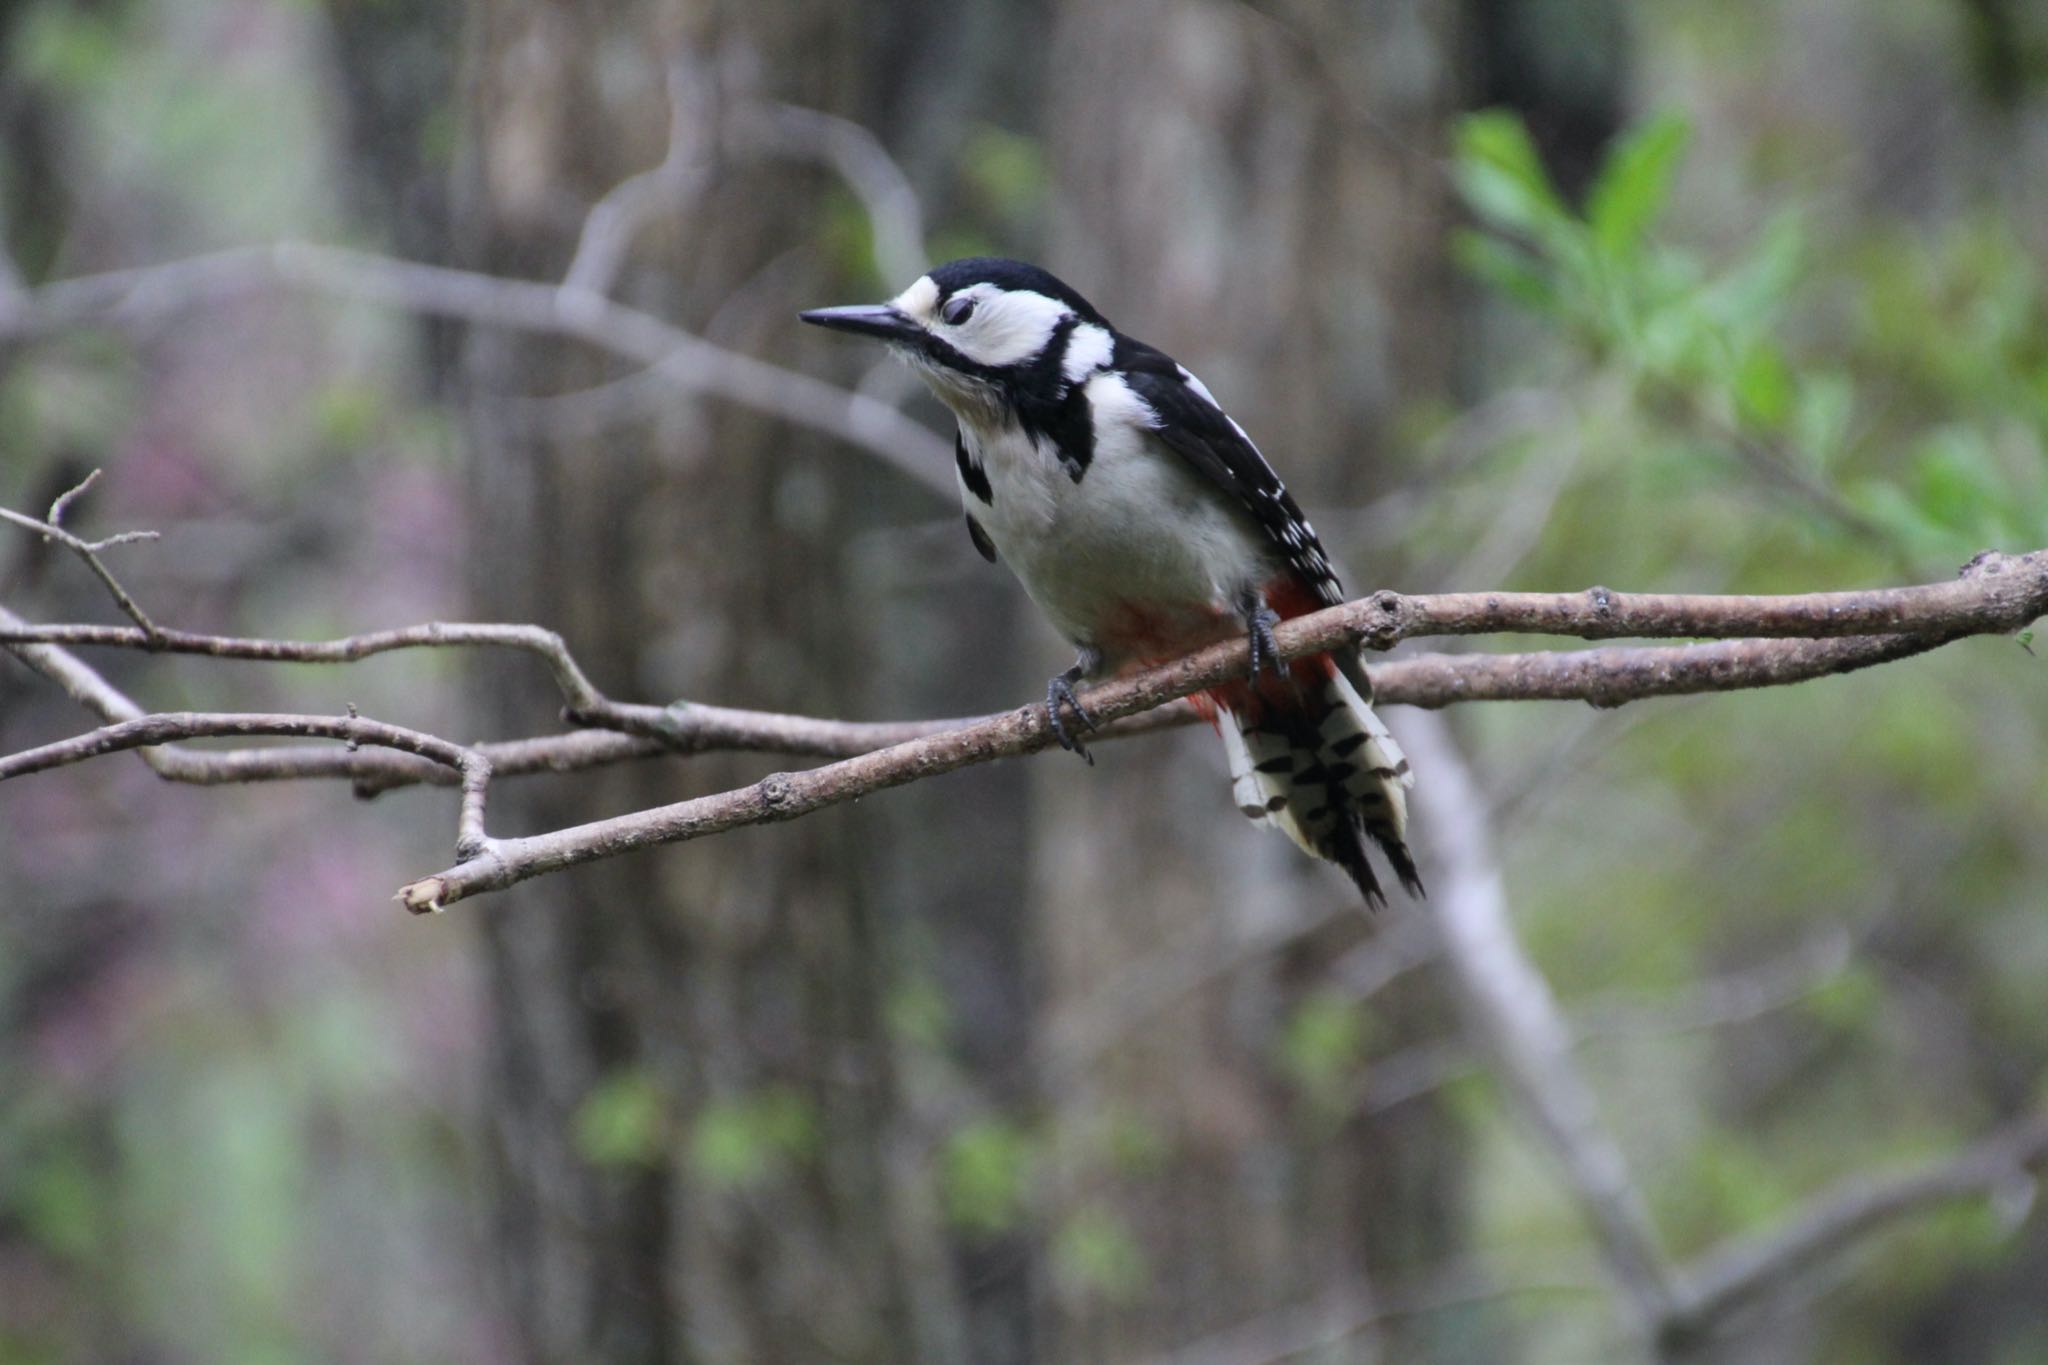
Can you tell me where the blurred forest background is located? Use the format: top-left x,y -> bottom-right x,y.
4,0 -> 2048,1362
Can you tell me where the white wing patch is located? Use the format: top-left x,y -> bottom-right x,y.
1176,363 -> 1222,409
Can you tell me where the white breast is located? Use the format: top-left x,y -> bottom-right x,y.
958,373 -> 1276,659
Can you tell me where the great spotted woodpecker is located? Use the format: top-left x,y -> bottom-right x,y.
801,258 -> 1422,906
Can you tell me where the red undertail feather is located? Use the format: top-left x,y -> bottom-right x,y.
1094,579 -> 1422,906
1210,577 -> 1424,907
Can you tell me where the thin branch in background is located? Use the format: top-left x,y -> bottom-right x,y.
0,468 -> 163,636
1400,712 -> 1683,1329
0,241 -> 959,499
0,708 -> 494,859
1137,1263 -> 1607,1365
1358,926 -> 1857,1116
0,608 -> 666,793
1663,1110 -> 2048,1354
733,101 -> 930,285
561,60 -> 711,297
1039,898 -> 1438,1088
1392,710 -> 2048,1355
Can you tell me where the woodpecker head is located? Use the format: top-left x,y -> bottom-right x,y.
801,258 -> 1110,418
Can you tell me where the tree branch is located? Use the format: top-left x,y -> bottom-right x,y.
1400,713 -> 1683,1329
0,240 -> 958,499
4,480 -> 2041,915
1663,1110 -> 2048,1350
0,709 -> 494,859
387,549 -> 2041,911
0,469 -> 163,636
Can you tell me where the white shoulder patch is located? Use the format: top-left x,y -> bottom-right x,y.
1062,323 -> 1114,384
1084,369 -> 1160,433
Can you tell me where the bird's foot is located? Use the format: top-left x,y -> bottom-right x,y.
1243,599 -> 1285,681
1045,659 -> 1100,764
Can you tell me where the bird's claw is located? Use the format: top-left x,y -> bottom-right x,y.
1246,604 -> 1284,681
1046,672 -> 1098,764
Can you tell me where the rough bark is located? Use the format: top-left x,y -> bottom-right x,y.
458,6 -> 884,1361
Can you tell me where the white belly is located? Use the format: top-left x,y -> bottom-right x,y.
960,383 -> 1275,658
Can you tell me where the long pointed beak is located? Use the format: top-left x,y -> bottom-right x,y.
798,303 -> 919,343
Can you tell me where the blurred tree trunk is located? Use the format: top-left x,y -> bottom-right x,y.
455,7 -> 894,1362
1032,1 -> 1479,1357
451,3 -> 1045,1362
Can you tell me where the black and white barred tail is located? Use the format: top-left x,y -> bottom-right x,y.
1214,657 -> 1422,907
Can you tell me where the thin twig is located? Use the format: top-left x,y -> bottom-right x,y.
1136,1264 -> 1606,1365
1662,1110 -> 2048,1353
562,59 -> 709,297
1,241 -> 958,498
0,631 -> 1974,798
1,618 -> 607,711
1359,927 -> 1856,1116
47,467 -> 102,527
733,101 -> 929,285
9,549 -> 2043,674
0,477 -> 164,636
0,710 -> 493,859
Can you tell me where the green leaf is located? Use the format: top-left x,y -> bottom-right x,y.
1453,110 -> 1573,243
1452,229 -> 1558,313
1803,965 -> 1882,1030
689,1086 -> 817,1189
574,1070 -> 668,1169
940,1119 -> 1036,1236
1585,113 -> 1691,255
884,973 -> 951,1052
1734,342 -> 1796,430
1912,427 -> 2009,539
21,1151 -> 101,1261
1789,371 -> 1856,469
1052,1207 -> 1148,1301
959,125 -> 1047,221
1279,990 -> 1367,1107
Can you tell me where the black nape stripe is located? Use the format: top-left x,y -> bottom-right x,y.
955,432 -> 994,506
1010,315 -> 1096,483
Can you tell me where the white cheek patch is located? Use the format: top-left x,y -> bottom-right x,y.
1061,323 -> 1114,383
948,289 -> 1071,369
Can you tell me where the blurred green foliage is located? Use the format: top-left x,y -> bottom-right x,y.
1449,104 -> 2048,579
940,1116 -> 1037,1237
1440,97 -> 2048,1360
573,1069 -> 670,1168
688,1086 -> 818,1189
1278,987 -> 1370,1116
1051,1206 -> 1148,1304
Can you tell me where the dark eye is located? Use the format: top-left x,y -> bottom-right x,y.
941,295 -> 977,325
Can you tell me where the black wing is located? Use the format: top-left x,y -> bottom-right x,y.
1112,337 -> 1345,607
